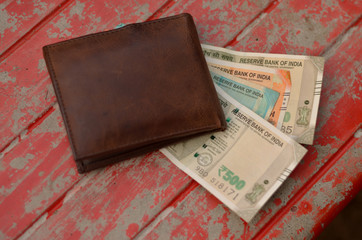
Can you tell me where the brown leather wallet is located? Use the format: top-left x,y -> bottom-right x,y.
43,13 -> 226,173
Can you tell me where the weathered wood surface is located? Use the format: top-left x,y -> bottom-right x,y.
259,134 -> 362,239
0,0 -> 66,55
0,0 -> 361,239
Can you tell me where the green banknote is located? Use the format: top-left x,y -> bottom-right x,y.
210,68 -> 279,121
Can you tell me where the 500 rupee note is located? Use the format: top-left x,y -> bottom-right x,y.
202,44 -> 324,144
161,85 -> 307,222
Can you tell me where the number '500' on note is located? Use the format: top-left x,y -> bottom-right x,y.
161,86 -> 307,222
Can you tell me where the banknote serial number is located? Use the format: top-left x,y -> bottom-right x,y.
210,178 -> 239,201
195,166 -> 208,177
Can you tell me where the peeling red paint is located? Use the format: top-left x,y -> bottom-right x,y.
142,214 -> 149,223
126,223 -> 139,238
274,198 -> 282,206
296,201 -> 313,216
0,0 -> 65,56
296,226 -> 305,235
267,228 -> 282,239
311,190 -> 318,197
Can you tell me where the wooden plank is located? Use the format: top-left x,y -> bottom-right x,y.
20,147 -> 191,239
1,1 -> 276,238
0,0 -> 168,152
0,0 -> 66,55
141,183 -> 244,240
0,105 -> 80,239
128,2 -> 362,239
156,0 -> 274,45
228,0 -> 362,55
258,135 -> 362,239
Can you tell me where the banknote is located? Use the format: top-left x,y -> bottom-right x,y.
209,68 -> 280,121
161,86 -> 307,222
202,44 -> 324,145
207,57 -> 291,129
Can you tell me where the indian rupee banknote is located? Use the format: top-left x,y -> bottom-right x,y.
207,57 -> 291,129
161,85 -> 307,222
209,68 -> 280,121
202,44 -> 324,145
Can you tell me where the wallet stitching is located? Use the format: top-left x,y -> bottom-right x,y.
44,13 -> 221,160
43,47 -> 79,157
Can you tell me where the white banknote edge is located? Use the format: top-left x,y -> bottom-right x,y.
202,43 -> 323,61
296,60 -> 325,144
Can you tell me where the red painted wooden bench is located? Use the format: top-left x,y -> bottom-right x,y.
0,0 -> 361,239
